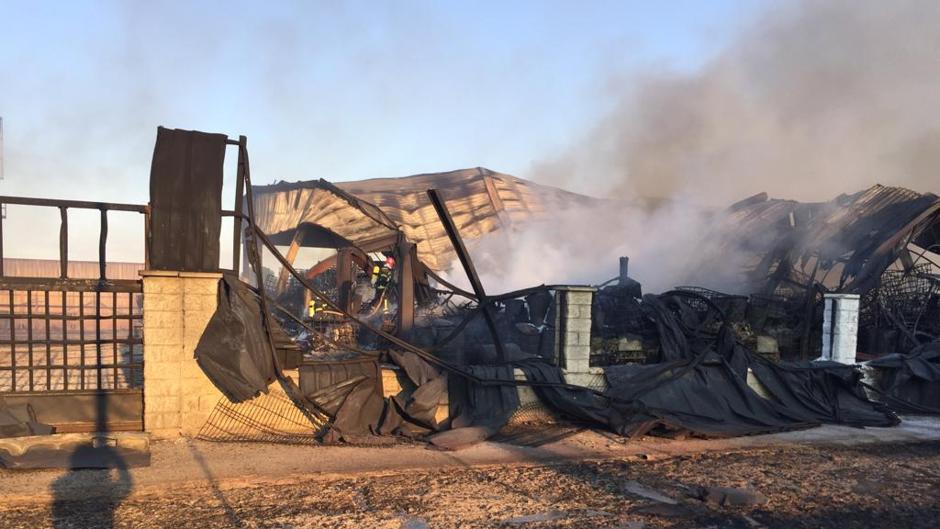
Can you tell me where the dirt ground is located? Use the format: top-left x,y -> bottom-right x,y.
2,441 -> 939,529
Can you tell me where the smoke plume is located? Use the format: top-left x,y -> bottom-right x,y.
534,0 -> 940,206
473,0 -> 940,293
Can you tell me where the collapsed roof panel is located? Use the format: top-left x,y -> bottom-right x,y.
714,184 -> 940,293
252,178 -> 400,252
254,167 -> 601,271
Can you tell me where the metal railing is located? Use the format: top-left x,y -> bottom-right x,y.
0,195 -> 149,394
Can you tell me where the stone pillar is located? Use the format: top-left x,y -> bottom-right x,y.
140,270 -> 224,439
821,293 -> 860,365
554,286 -> 605,388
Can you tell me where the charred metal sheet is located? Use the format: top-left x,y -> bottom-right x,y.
252,168 -> 600,272
149,126 -> 227,272
717,184 -> 940,295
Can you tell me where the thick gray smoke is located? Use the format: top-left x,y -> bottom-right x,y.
535,0 -> 940,205
476,0 -> 940,293
469,198 -> 725,294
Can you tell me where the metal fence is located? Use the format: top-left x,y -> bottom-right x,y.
0,195 -> 148,397
0,284 -> 143,393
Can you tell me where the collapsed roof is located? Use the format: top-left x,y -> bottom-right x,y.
252,168 -> 599,271
715,185 -> 940,294
253,166 -> 940,298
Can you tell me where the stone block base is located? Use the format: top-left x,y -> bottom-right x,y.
141,271 -> 224,439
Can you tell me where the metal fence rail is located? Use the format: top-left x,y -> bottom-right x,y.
0,286 -> 143,393
0,195 -> 148,396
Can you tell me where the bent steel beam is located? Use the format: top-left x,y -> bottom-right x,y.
426,188 -> 505,363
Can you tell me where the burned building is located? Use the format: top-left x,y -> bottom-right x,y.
3,127 -> 940,467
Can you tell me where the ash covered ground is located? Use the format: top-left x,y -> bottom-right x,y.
3,441 -> 939,529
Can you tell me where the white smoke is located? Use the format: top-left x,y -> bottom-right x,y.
466,0 -> 940,294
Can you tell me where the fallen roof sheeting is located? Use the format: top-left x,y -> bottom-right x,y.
715,185 -> 940,294
255,167 -> 940,298
253,167 -> 599,271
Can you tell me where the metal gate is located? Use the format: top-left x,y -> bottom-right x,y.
0,196 -> 148,433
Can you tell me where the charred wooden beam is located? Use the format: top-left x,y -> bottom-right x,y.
232,135 -> 247,275
0,277 -> 142,293
335,247 -> 355,312
275,225 -> 306,296
0,200 -> 4,277
99,208 -> 108,280
0,195 -> 147,213
397,239 -> 416,337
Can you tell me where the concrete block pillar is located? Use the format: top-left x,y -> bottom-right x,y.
140,270 -> 224,439
554,286 -> 605,389
821,293 -> 860,364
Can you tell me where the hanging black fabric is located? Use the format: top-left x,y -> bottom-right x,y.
516,292 -> 897,440
149,126 -> 227,272
194,275 -> 277,402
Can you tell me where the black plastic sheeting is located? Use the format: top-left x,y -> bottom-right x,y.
500,293 -> 896,440
447,292 -> 896,442
195,283 -> 899,447
300,357 -> 386,442
149,126 -> 227,272
195,274 -> 277,403
868,342 -> 940,414
298,350 -> 468,443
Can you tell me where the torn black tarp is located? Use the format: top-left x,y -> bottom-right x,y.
296,351 -> 449,442
748,356 -> 899,427
195,274 -> 277,402
867,342 -> 940,414
300,357 -> 385,441
515,292 -> 897,440
429,363 -> 519,450
379,350 -> 448,436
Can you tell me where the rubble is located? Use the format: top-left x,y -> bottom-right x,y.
6,128 -> 938,463
190,137 -> 937,450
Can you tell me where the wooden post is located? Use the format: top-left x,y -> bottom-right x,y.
275,225 -> 306,296
0,200 -> 4,276
397,240 -> 416,337
335,247 -> 354,312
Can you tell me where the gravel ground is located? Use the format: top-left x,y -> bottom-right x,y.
2,441 -> 939,529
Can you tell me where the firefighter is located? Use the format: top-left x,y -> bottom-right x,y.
369,255 -> 396,314
307,298 -> 324,318
374,256 -> 396,292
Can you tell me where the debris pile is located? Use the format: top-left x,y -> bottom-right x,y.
190,145 -> 940,448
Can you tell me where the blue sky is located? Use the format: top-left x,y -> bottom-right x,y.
0,0 -> 767,261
